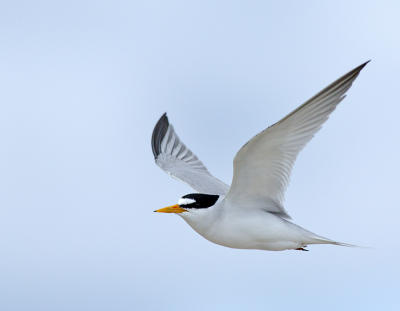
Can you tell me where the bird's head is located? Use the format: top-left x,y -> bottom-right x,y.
154,193 -> 220,215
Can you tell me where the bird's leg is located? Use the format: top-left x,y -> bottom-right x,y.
295,247 -> 309,251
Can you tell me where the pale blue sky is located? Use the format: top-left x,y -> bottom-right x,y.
1,1 -> 399,310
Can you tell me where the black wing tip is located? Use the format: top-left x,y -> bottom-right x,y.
151,112 -> 170,159
353,60 -> 370,74
334,60 -> 370,87
359,59 -> 370,68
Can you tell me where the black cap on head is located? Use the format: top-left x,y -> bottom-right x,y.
179,193 -> 219,209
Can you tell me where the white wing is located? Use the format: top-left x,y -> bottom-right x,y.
152,113 -> 229,195
225,61 -> 369,218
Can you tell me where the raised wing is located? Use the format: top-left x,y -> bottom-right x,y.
225,61 -> 369,218
152,113 -> 229,195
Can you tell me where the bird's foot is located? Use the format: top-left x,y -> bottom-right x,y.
295,247 -> 309,251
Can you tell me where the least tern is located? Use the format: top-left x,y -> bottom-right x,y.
152,62 -> 368,251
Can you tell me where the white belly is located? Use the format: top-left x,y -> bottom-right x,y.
183,208 -> 315,251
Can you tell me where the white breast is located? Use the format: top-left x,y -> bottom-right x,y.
179,200 -> 313,251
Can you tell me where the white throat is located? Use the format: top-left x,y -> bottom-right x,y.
178,199 -> 224,235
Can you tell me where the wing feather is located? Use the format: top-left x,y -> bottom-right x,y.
225,62 -> 369,218
152,113 -> 229,195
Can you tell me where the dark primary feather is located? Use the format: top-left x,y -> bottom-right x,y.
151,113 -> 169,158
271,60 -> 370,127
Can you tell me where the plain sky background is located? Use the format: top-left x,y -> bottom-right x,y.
1,1 -> 399,310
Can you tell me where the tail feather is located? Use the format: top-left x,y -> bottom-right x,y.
310,236 -> 359,248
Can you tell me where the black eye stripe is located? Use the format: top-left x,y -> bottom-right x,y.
181,193 -> 219,209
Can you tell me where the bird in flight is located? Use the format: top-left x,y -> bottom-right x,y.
152,62 -> 368,251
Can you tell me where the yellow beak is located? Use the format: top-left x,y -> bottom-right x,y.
154,204 -> 187,213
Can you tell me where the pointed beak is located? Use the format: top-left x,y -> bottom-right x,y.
154,204 -> 187,213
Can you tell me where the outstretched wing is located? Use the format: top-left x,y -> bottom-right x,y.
225,61 -> 369,218
152,113 -> 229,195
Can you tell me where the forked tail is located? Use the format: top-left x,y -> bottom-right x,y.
310,236 -> 359,248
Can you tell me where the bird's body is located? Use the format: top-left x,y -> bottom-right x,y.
152,62 -> 368,251
181,198 -> 334,251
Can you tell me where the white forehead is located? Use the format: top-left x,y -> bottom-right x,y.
178,198 -> 196,206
